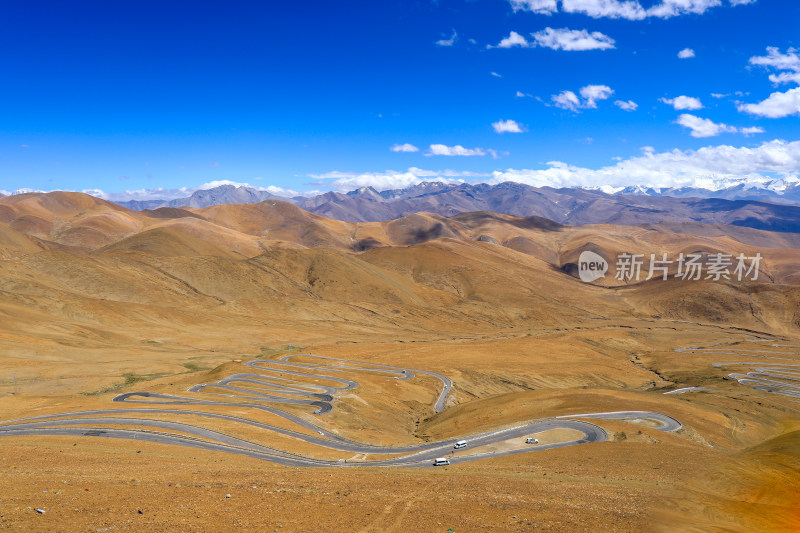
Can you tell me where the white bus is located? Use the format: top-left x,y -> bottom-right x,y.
453,440 -> 467,449
433,457 -> 450,466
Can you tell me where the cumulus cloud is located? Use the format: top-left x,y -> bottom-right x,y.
738,87 -> 800,118
552,90 -> 582,111
490,31 -> 530,49
647,0 -> 724,18
19,139 -> 800,200
390,143 -> 420,152
580,85 -> 614,107
740,126 -> 766,135
510,0 -> 749,20
552,84 -> 613,111
614,99 -> 638,111
531,27 -> 615,51
82,180 -> 313,203
490,27 -> 615,51
675,114 -> 764,137
660,95 -> 704,110
678,48 -> 695,58
769,72 -> 800,85
435,29 -> 458,47
561,0 -> 648,19
749,46 -> 800,72
509,0 -> 558,13
489,139 -> 800,191
310,168 -> 489,193
675,114 -> 737,137
492,119 -> 526,133
738,47 -> 800,118
426,144 -> 487,157
516,90 -> 533,98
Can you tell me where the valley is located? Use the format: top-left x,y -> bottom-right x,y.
0,192 -> 799,531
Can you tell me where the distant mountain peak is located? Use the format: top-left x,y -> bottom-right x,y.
108,179 -> 800,231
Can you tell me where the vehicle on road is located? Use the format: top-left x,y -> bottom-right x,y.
454,440 -> 467,449
433,457 -> 450,466
526,438 -> 539,444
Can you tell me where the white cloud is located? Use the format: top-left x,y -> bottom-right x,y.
531,27 -> 615,51
552,85 -> 613,111
436,29 -> 457,47
491,71 -> 503,78
678,48 -> 695,59
711,93 -> 728,99
646,0 -> 723,18
509,0 -> 558,13
490,31 -> 530,49
390,143 -> 420,153
552,90 -> 582,111
675,114 -> 737,137
82,180 -> 313,203
511,0 -> 747,20
738,87 -> 800,118
749,46 -> 800,72
738,47 -> 800,118
92,187 -> 194,202
769,72 -> 800,85
614,99 -> 638,111
675,114 -> 764,138
9,188 -> 46,195
489,139 -> 800,190
561,0 -> 647,19
491,27 -> 615,51
580,84 -> 614,108
515,90 -> 533,98
740,126 -> 765,136
492,119 -> 526,133
426,144 -> 487,157
660,95 -> 704,110
310,168 -> 490,193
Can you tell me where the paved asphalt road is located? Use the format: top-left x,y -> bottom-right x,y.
0,353 -> 680,467
676,342 -> 800,400
556,411 -> 682,432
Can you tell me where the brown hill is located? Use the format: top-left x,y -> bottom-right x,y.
0,191 -> 145,248
2,191 -> 800,533
1,191 -> 799,340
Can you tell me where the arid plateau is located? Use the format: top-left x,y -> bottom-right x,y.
1,191 -> 799,531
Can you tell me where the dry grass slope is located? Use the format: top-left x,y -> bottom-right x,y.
0,191 -> 799,531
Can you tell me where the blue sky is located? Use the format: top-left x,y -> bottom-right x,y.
1,0 -> 799,200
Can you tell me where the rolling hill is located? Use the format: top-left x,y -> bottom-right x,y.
110,182 -> 800,232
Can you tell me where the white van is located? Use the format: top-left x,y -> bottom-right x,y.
433,457 -> 450,466
453,440 -> 467,449
526,438 -> 539,444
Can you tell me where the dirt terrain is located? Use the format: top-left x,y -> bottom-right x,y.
0,192 -> 799,531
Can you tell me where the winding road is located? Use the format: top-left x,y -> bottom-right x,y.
675,342 -> 800,400
0,353 -> 679,467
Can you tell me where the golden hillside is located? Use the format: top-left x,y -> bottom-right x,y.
1,191 -> 800,532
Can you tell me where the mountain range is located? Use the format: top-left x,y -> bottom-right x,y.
2,190 -> 799,337
109,182 -> 800,233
